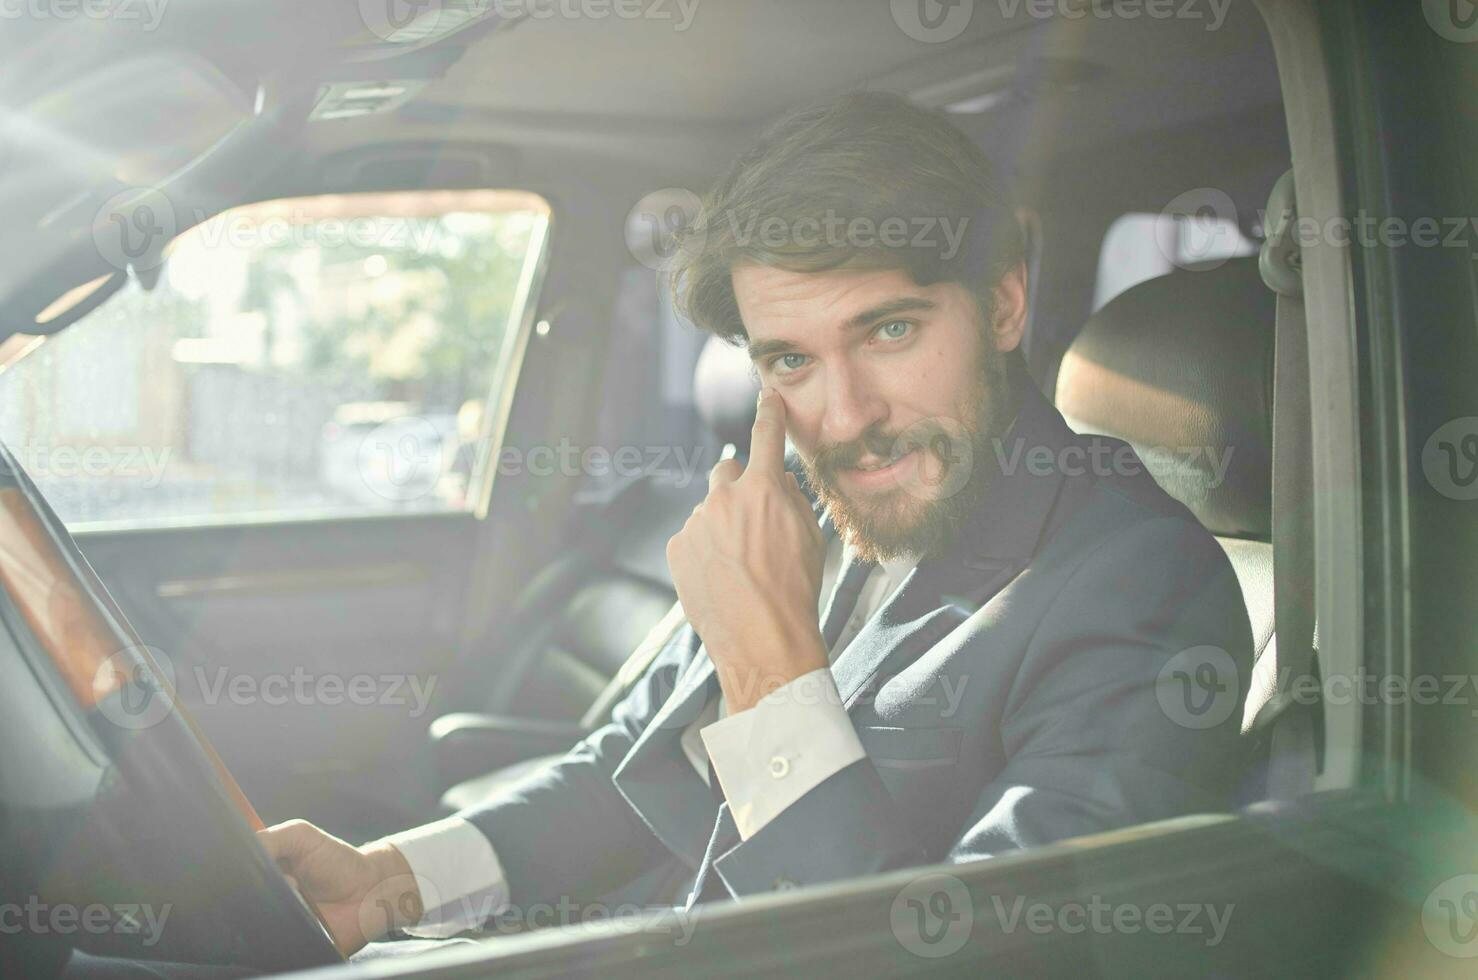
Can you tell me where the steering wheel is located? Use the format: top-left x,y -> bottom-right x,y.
0,445 -> 342,972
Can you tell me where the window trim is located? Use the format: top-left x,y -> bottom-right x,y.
1257,0 -> 1365,793
469,208 -> 553,521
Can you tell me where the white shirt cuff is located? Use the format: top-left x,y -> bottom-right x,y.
699,668 -> 866,841
383,816 -> 509,938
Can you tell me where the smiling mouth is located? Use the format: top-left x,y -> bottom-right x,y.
851,449 -> 912,472
841,448 -> 921,487
849,436 -> 929,472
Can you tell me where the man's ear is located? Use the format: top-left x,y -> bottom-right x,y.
988,261 -> 1029,353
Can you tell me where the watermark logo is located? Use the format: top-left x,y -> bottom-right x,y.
891,0 -> 974,43
1424,874 -> 1478,957
1423,0 -> 1478,43
496,439 -> 712,488
194,666 -> 439,718
93,645 -> 177,731
358,0 -> 449,40
719,209 -> 972,260
357,416 -> 448,502
1157,187 -> 1241,271
1422,417 -> 1478,501
9,443 -> 172,487
93,188 -> 176,272
189,210 -> 444,253
0,0 -> 170,30
94,646 -> 439,729
891,873 -> 973,958
891,417 -> 975,501
0,898 -> 172,947
1258,666 -> 1478,718
1156,645 -> 1239,729
989,436 -> 1235,489
359,871 -> 442,943
988,893 -> 1234,945
359,0 -> 700,39
993,0 -> 1231,32
626,187 -> 706,272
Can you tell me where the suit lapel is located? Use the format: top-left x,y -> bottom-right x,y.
614,367 -> 1085,863
832,555 -> 1025,707
833,366 -> 1080,706
610,633 -> 720,867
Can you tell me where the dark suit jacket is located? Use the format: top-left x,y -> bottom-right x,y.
462,363 -> 1254,910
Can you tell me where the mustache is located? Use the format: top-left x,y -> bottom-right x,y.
809,427 -> 898,474
807,420 -> 955,479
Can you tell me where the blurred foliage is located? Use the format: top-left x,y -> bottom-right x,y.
242,211 -> 538,408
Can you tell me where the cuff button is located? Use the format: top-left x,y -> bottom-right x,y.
768,756 -> 791,779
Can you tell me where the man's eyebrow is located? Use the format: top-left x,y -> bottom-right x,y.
843,296 -> 937,330
746,296 -> 938,364
747,338 -> 798,363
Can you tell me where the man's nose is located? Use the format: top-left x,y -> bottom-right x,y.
819,362 -> 888,446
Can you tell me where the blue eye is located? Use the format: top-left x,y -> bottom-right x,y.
877,320 -> 912,340
775,352 -> 809,373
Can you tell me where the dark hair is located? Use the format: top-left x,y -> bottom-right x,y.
670,90 -> 1024,343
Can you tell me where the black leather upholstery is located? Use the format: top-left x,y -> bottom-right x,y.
434,336 -> 758,812
1054,258 -> 1277,661
480,476 -> 706,723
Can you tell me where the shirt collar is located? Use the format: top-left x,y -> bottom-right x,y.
838,535 -> 918,582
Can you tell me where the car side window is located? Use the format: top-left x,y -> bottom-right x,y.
1093,208 -> 1258,311
0,190 -> 550,528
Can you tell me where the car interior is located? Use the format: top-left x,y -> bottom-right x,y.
2,2 -> 1475,977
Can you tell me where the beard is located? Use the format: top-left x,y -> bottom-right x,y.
798,343 -> 1016,564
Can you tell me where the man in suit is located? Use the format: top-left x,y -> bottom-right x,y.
259,91 -> 1253,955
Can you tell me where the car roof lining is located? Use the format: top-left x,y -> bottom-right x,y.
1,1 -> 1287,334
303,0 -> 1283,179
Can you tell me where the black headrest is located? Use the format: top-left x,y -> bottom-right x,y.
1054,257 -> 1275,540
693,336 -> 760,453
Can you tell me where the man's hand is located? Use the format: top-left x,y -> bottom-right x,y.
667,387 -> 828,713
257,820 -> 423,956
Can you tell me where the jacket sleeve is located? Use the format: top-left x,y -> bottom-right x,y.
458,625 -> 700,908
710,516 -> 1254,896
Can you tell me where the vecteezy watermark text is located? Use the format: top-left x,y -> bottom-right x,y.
357,0 -> 700,42
194,665 -> 438,718
10,442 -> 172,487
890,873 -> 1235,959
990,436 -> 1235,487
0,0 -> 168,29
92,647 -> 439,731
0,898 -> 171,947
493,440 -> 712,486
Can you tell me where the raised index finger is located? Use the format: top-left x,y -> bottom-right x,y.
745,387 -> 788,480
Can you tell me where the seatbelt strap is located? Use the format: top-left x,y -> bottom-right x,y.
1249,169 -> 1319,797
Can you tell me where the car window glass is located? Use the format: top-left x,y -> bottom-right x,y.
0,190 -> 550,529
1093,209 -> 1258,311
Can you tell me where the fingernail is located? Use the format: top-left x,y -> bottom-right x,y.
757,387 -> 773,404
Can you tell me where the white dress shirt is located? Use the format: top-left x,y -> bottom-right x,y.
389,535 -> 916,937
